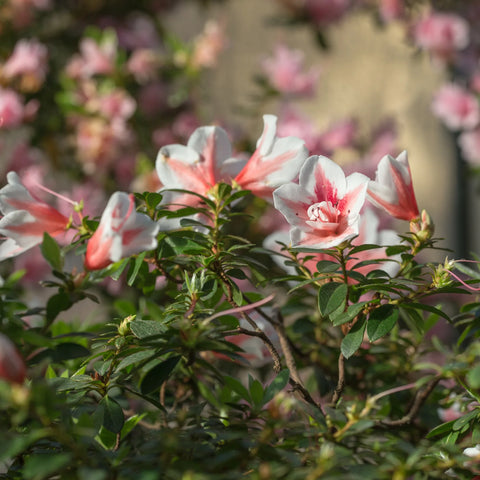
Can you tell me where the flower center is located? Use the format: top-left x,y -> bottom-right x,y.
307,201 -> 339,223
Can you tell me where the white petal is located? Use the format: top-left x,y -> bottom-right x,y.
257,114 -> 277,156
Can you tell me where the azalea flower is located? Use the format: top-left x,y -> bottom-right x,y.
0,172 -> 70,261
265,208 -> 399,278
0,333 -> 26,384
234,114 -> 309,199
273,155 -> 369,249
156,114 -> 308,202
367,151 -> 419,222
156,123 -> 239,206
85,192 -> 159,270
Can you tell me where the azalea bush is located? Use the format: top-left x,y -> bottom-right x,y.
1,113 -> 480,479
4,0 -> 480,479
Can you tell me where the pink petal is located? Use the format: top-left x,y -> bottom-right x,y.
299,155 -> 346,203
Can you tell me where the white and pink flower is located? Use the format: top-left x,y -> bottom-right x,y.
156,115 -> 308,202
84,192 -> 159,270
273,155 -> 369,249
367,151 -> 419,222
234,114 -> 309,199
432,83 -> 480,131
0,172 -> 70,261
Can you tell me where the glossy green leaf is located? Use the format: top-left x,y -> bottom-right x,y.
140,355 -> 181,395
223,375 -> 250,402
263,369 -> 290,404
46,292 -> 73,323
367,304 -> 399,342
41,232 -> 63,271
318,282 -> 348,317
99,395 -> 125,434
341,316 -> 367,359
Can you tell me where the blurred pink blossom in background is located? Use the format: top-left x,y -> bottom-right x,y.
262,44 -> 319,97
459,128 -> 480,166
0,88 -> 26,128
1,39 -> 48,91
378,0 -> 404,23
66,37 -> 117,79
432,83 -> 480,131
127,49 -> 161,83
192,20 -> 228,69
413,12 -> 470,63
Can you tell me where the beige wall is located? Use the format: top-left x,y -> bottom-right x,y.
167,0 -> 460,259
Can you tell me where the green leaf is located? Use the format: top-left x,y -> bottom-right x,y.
121,413 -> 147,439
223,375 -> 250,402
127,251 -> 147,286
263,369 -> 290,404
332,302 -> 368,326
452,409 -> 478,432
366,304 -> 399,342
145,192 -> 163,209
426,419 -> 456,438
401,302 -> 451,321
46,292 -> 73,323
99,395 -> 124,434
117,349 -> 156,370
315,260 -> 340,273
318,282 -> 348,317
23,452 -> 72,480
140,356 -> 181,395
341,316 -> 367,359
41,232 -> 63,271
249,375 -> 264,407
130,319 -> 167,339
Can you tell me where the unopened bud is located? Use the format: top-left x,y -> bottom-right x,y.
118,315 -> 136,336
410,209 -> 434,242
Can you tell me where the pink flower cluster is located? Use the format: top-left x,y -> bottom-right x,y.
0,114 -> 421,273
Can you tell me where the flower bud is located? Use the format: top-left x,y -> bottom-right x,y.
118,315 -> 136,336
410,209 -> 434,242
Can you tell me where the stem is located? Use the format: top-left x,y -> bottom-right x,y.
271,308 -> 325,415
330,352 -> 345,406
237,327 -> 282,373
378,376 -> 441,427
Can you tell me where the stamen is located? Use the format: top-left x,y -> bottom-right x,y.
33,182 -> 78,207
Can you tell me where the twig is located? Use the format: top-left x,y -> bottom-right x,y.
237,327 -> 282,373
270,309 -> 326,415
330,353 -> 345,406
378,376 -> 441,427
